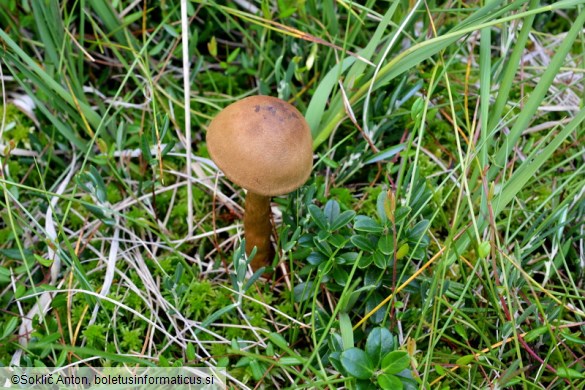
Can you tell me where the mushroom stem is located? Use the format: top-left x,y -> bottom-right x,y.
243,191 -> 275,271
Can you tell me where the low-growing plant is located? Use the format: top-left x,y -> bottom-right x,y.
333,326 -> 416,389
291,171 -> 432,316
271,173 -> 434,387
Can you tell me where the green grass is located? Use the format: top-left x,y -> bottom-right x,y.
1,0 -> 584,388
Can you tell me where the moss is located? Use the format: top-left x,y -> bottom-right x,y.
0,104 -> 34,146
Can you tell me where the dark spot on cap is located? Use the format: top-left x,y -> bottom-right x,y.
254,105 -> 260,112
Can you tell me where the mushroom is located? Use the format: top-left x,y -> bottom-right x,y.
206,95 -> 313,271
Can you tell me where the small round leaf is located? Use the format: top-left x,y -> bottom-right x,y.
340,348 -> 375,380
365,327 -> 394,367
377,373 -> 403,390
381,351 -> 410,375
478,241 -> 491,258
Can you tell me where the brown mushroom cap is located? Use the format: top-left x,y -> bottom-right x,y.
206,95 -> 313,196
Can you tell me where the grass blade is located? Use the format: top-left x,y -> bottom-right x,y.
493,109 -> 585,216
488,6 -> 585,180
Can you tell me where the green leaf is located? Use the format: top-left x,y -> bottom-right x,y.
319,260 -> 333,276
1,317 -> 18,340
354,216 -> 383,233
524,326 -> 548,342
324,200 -> 341,224
243,266 -> 267,292
395,243 -> 409,260
332,267 -> 349,286
410,97 -> 425,121
478,241 -> 491,259
158,355 -> 170,367
355,379 -> 379,390
358,255 -> 374,269
339,313 -> 354,350
394,206 -> 411,224
377,190 -> 390,223
34,332 -> 65,347
556,367 -> 585,379
340,348 -> 374,380
330,233 -> 348,248
89,166 -> 108,204
454,324 -> 468,341
141,129 -> 153,163
365,327 -> 394,367
377,373 -> 403,390
161,140 -> 176,158
318,153 -> 339,168
562,332 -> 585,345
381,351 -> 410,375
373,251 -> 388,269
34,254 -> 53,267
351,235 -> 376,252
408,220 -> 430,241
365,144 -> 406,165
279,357 -> 304,366
81,203 -> 115,226
199,303 -> 238,330
267,332 -> 289,351
0,248 -> 34,261
307,251 -> 327,266
186,343 -> 196,361
293,282 -> 314,303
383,190 -> 396,223
365,293 -> 386,324
378,234 -> 395,256
0,266 -> 11,278
337,252 -> 360,265
314,236 -> 333,257
309,204 -> 329,231
306,57 -> 355,137
249,359 -> 264,381
329,351 -> 345,374
455,355 -> 475,366
207,35 -> 217,57
282,226 -> 301,252
331,210 -> 357,231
